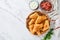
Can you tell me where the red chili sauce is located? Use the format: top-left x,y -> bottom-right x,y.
40,1 -> 52,11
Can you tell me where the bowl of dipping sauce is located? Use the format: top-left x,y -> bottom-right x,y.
29,1 -> 39,10
40,1 -> 53,12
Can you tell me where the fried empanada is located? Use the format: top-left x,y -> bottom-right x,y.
37,31 -> 41,36
32,26 -> 38,34
43,20 -> 49,31
29,12 -> 39,19
41,15 -> 47,21
29,19 -> 35,25
35,15 -> 47,24
33,23 -> 43,34
29,24 -> 34,33
35,16 -> 42,24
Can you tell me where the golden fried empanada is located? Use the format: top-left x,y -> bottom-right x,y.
43,20 -> 49,31
29,12 -> 39,19
29,19 -> 35,25
35,16 -> 42,24
32,26 -> 38,34
41,15 -> 47,21
35,15 -> 47,24
33,23 -> 43,34
37,31 -> 41,36
29,24 -> 34,33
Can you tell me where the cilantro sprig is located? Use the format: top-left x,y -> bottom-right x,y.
42,28 -> 54,40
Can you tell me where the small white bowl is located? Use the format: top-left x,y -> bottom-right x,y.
29,1 -> 39,10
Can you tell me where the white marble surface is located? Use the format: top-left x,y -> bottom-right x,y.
0,0 -> 60,40
0,0 -> 40,40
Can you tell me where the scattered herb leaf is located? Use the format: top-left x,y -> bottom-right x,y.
42,28 -> 54,40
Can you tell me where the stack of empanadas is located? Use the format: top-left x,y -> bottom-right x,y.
26,11 -> 50,36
